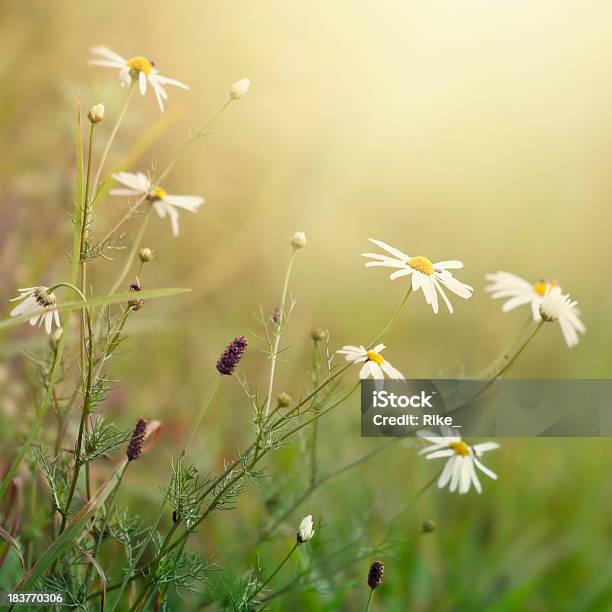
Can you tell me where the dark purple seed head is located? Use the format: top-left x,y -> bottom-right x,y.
216,336 -> 248,375
126,418 -> 147,461
367,560 -> 384,590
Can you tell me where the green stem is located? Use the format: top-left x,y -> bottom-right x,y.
182,374 -> 222,456
263,251 -> 297,418
253,542 -> 299,597
492,321 -> 544,380
107,207 -> 153,295
92,84 -> 135,194
364,589 -> 375,612
368,286 -> 412,347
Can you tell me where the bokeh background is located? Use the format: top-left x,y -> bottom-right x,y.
2,0 -> 612,609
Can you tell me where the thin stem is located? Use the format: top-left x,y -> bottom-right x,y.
263,251 -> 297,418
107,207 -> 153,295
364,589 -> 375,612
92,84 -> 135,194
492,321 -> 544,380
368,286 -> 412,347
182,374 -> 222,456
83,467 -> 127,593
253,542 -> 299,597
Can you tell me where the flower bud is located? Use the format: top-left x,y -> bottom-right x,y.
367,560 -> 384,590
138,247 -> 154,263
230,78 -> 250,99
128,279 -> 144,311
291,231 -> 307,250
216,336 -> 248,375
422,519 -> 437,533
277,392 -> 292,408
87,103 -> 105,124
297,514 -> 315,544
310,328 -> 326,342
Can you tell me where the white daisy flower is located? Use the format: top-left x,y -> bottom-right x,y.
336,344 -> 404,380
362,239 -> 473,314
485,271 -> 585,347
9,286 -> 60,335
540,286 -> 584,348
89,46 -> 189,112
418,428 -> 499,495
110,171 -> 204,237
297,514 -> 315,543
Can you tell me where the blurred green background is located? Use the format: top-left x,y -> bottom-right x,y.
1,0 -> 612,609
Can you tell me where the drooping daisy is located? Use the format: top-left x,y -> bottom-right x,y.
362,239 -> 473,314
110,171 -> 204,237
336,344 -> 404,380
539,286 -> 585,348
9,286 -> 60,334
418,428 -> 499,494
485,271 -> 585,347
89,46 -> 189,112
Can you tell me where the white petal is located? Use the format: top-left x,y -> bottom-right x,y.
367,238 -> 410,261
162,194 -> 204,211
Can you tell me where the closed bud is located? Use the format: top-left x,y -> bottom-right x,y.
291,231 -> 307,250
297,514 -> 315,544
128,278 -> 144,311
230,78 -> 250,99
87,103 -> 105,124
138,247 -> 154,263
310,328 -> 326,342
277,392 -> 292,407
422,519 -> 437,533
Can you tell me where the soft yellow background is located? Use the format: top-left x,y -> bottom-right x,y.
1,1 -> 612,609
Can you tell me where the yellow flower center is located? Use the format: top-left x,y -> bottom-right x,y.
407,256 -> 434,275
533,280 -> 557,296
151,186 -> 166,199
127,56 -> 153,75
449,441 -> 470,457
366,351 -> 385,365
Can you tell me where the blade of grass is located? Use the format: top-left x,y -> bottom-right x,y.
0,288 -> 191,332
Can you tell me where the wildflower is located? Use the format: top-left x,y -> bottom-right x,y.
126,418 -> 147,461
277,392 -> 292,407
138,247 -> 154,263
128,279 -> 144,311
230,78 -> 250,99
87,103 -> 105,124
539,286 -> 584,348
367,560 -> 384,590
362,239 -> 473,314
310,328 -> 326,342
291,231 -> 307,250
110,172 -> 204,237
418,428 -> 499,494
422,519 -> 437,533
89,46 -> 188,112
9,286 -> 60,334
216,336 -> 248,375
336,344 -> 404,380
297,514 -> 315,543
485,271 -> 585,347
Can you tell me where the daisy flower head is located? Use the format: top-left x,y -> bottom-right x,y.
110,171 -> 204,237
89,46 -> 189,112
418,428 -> 499,494
336,344 -> 404,380
362,239 -> 473,314
485,271 -> 585,347
9,286 -> 60,334
540,286 -> 585,348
